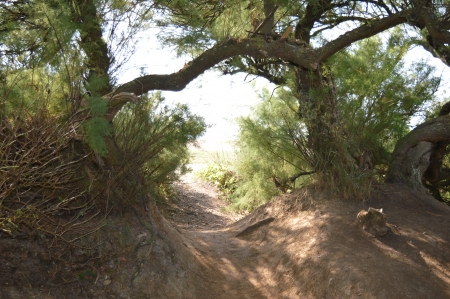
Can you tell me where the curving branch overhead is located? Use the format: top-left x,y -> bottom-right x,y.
113,9 -> 421,97
386,113 -> 450,191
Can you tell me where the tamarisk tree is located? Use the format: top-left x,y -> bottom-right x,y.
115,0 -> 450,200
3,0 -> 450,200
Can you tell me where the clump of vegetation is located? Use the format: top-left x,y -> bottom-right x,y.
196,163 -> 239,200
226,32 -> 441,211
229,87 -> 313,211
114,91 -> 207,202
0,111 -> 97,241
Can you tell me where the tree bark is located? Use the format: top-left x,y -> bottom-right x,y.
386,115 -> 450,191
294,65 -> 342,170
71,0 -> 113,95
261,0 -> 277,34
292,0 -> 355,178
114,9 -> 414,98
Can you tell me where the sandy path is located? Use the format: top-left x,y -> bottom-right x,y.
161,167 -> 268,298
159,170 -> 450,299
161,165 -> 246,231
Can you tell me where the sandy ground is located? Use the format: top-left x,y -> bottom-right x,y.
160,166 -> 247,230
160,175 -> 450,299
1,171 -> 450,298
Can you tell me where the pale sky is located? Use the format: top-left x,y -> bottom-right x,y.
117,28 -> 271,143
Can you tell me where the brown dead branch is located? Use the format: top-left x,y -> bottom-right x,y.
0,113 -> 107,252
235,217 -> 275,238
251,4 -> 279,37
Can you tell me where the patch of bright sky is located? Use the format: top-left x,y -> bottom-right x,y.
117,28 -> 273,144
374,27 -> 450,125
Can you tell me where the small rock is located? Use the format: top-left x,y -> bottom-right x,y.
357,207 -> 388,236
137,233 -> 147,238
103,279 -> 112,286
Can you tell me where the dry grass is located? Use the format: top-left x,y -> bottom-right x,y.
0,113 -> 107,251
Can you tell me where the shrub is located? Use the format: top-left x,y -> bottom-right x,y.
196,163 -> 239,200
113,91 -> 207,201
0,111 -> 103,243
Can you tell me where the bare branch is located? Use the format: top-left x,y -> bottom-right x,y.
114,38 -> 319,96
251,4 -> 279,37
316,10 -> 412,62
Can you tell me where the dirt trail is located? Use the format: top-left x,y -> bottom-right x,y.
161,173 -> 450,299
161,168 -> 274,298
1,167 -> 450,298
160,165 -> 246,230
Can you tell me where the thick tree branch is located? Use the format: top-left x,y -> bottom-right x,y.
104,92 -> 138,121
389,116 -> 450,162
439,101 -> 450,116
113,8 -> 423,98
408,7 -> 450,66
114,38 -> 319,96
415,7 -> 450,43
386,114 -> 450,191
295,0 -> 334,42
251,3 -> 279,37
316,10 -> 412,62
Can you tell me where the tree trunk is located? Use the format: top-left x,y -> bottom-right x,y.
294,65 -> 354,179
386,114 -> 450,192
71,0 -> 113,95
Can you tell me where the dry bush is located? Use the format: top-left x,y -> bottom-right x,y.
0,113 -> 106,250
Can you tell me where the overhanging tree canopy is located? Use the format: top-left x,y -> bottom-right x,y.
2,0 -> 450,200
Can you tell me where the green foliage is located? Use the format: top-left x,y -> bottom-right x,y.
231,86 -> 313,210
82,97 -> 111,156
197,163 -> 239,199
331,31 -> 441,165
0,64 -> 75,119
0,0 -> 76,67
231,31 -> 442,210
114,91 -> 206,200
230,171 -> 281,211
0,0 -> 153,84
84,118 -> 111,156
156,0 -> 293,57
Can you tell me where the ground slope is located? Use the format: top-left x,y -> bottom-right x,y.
1,175 -> 449,298
164,180 -> 450,298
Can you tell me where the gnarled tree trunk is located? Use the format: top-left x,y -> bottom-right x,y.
386,112 -> 450,194
294,65 -> 352,173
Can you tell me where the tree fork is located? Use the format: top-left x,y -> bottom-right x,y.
113,10 -> 414,98
251,3 -> 279,37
